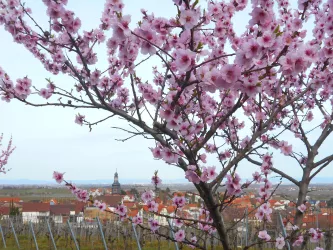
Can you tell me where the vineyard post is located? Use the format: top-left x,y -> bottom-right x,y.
0,223 -> 6,248
9,218 -> 20,249
29,221 -> 39,250
131,221 -> 142,250
278,212 -> 290,250
46,219 -> 57,250
167,219 -> 179,250
67,220 -> 80,250
245,208 -> 249,246
96,217 -> 108,250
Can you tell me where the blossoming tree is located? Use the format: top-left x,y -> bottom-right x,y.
1,0 -> 333,249
0,134 -> 14,174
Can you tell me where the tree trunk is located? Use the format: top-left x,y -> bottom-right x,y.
196,183 -> 231,250
294,174 -> 310,227
291,169 -> 310,250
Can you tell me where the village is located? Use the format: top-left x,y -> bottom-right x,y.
1,172 -> 333,233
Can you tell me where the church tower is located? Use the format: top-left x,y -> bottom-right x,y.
112,171 -> 121,194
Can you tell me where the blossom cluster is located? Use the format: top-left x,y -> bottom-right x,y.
0,134 -> 15,174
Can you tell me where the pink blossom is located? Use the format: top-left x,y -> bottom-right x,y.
97,202 -> 107,211
151,175 -> 162,186
39,88 -> 52,99
115,204 -> 127,216
15,77 -> 32,98
174,218 -> 183,227
302,44 -> 318,63
75,114 -> 85,126
148,218 -> 160,232
112,15 -> 131,41
141,190 -> 155,203
188,236 -> 197,248
261,203 -> 272,215
150,146 -> 163,159
53,171 -> 64,184
257,31 -> 275,48
250,7 -> 272,25
179,9 -> 200,30
132,215 -> 143,225
292,236 -> 303,246
172,196 -> 186,208
199,154 -> 207,163
160,109 -> 174,122
174,49 -> 196,72
201,166 -> 217,181
185,166 -> 201,184
292,18 -> 303,30
255,209 -> 265,221
242,39 -> 260,59
279,54 -> 295,75
279,141 -> 293,155
219,64 -> 241,87
275,237 -> 285,249
252,171 -> 262,183
161,148 -> 179,164
90,69 -> 101,85
225,174 -> 242,196
206,166 -> 217,180
309,228 -> 324,243
93,200 -> 100,207
255,111 -> 265,121
306,111 -> 313,122
147,200 -> 159,212
73,188 -> 89,202
298,204 -> 307,213
258,230 -> 271,241
174,229 -> 185,242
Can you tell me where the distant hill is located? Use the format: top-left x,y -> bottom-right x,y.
0,178 -> 189,185
0,176 -> 332,185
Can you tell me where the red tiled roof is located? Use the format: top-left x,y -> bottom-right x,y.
22,202 -> 50,212
166,205 -> 176,213
157,204 -> 165,213
50,205 -> 73,215
128,209 -> 139,217
123,202 -> 136,208
0,206 -> 10,215
97,195 -> 122,207
0,197 -> 21,203
75,201 -> 85,214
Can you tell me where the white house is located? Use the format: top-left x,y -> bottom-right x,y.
123,194 -> 135,202
22,202 -> 50,223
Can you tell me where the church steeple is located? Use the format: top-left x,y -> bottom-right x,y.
112,170 -> 121,194
114,169 -> 119,182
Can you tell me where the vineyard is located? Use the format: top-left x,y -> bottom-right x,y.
0,215 -> 332,250
0,216 -> 221,250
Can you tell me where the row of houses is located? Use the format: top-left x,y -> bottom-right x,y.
0,192 -> 332,229
0,200 -> 85,223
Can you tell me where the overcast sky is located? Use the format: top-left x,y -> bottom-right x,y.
1,1 -> 332,183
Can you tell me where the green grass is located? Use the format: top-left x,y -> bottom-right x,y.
0,235 -> 206,250
0,235 -> 279,249
0,188 -> 75,201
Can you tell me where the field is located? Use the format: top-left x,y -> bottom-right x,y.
0,187 -> 75,202
0,235 -> 208,250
